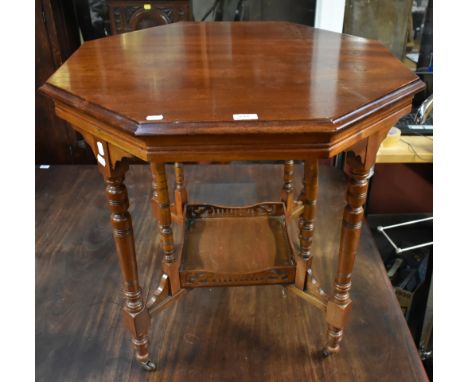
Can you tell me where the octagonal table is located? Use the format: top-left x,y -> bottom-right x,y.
40,21 -> 424,371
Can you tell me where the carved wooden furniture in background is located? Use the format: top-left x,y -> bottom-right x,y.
36,0 -> 95,164
107,0 -> 192,34
40,22 -> 424,371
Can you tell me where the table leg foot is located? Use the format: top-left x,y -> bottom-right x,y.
323,326 -> 343,355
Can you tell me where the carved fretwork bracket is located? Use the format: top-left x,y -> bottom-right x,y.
180,268 -> 295,288
346,128 -> 391,173
77,129 -> 134,178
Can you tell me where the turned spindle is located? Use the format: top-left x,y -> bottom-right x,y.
174,162 -> 188,217
299,160 -> 319,263
281,160 -> 295,213
150,163 -> 176,263
104,162 -> 154,370
324,155 -> 371,354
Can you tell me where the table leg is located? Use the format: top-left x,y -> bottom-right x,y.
151,163 -> 176,263
281,160 -> 295,213
323,153 -> 372,356
103,161 -> 155,371
150,162 -> 182,297
174,162 -> 188,218
299,160 -> 319,262
287,159 -> 325,306
292,159 -> 320,292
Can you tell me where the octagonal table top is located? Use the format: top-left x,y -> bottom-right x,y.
41,21 -> 424,137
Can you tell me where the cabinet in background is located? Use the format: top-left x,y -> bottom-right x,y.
108,0 -> 192,34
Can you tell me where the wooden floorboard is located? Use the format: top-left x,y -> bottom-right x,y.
35,164 -> 428,382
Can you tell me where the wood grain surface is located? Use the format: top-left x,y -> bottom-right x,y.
183,214 -> 292,272
41,22 -> 423,136
36,163 -> 427,381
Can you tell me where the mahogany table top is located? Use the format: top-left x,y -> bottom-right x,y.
41,22 -> 424,138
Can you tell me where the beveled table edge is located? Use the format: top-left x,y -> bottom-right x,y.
39,79 -> 425,138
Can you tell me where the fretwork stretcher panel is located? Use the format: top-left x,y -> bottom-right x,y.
179,203 -> 297,288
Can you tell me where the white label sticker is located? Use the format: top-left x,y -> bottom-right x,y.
97,154 -> 106,167
39,165 -> 50,169
146,115 -> 164,121
233,114 -> 258,121
97,141 -> 104,156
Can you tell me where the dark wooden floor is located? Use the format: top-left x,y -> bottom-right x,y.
36,164 -> 428,382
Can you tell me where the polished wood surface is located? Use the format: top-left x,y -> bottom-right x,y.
325,152 -> 372,354
41,22 -> 423,140
180,202 -> 296,287
39,22 -> 425,372
280,160 -> 295,212
173,162 -> 188,217
151,162 -> 176,263
108,0 -> 192,35
36,164 -> 428,381
104,159 -> 154,369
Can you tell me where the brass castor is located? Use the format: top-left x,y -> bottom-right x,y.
140,360 -> 156,371
321,346 -> 339,358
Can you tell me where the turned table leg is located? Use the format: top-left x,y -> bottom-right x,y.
299,160 -> 319,261
323,153 -> 372,356
150,163 -> 180,294
174,162 -> 188,218
103,161 -> 155,371
281,160 -> 295,213
294,159 -> 320,290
